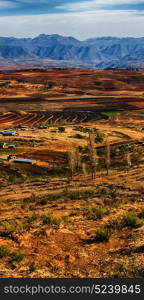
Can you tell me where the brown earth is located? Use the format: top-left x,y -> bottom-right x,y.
0,69 -> 144,278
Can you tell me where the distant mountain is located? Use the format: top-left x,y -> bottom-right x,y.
0,34 -> 144,69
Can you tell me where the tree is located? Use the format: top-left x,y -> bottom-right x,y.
82,162 -> 88,177
125,151 -> 132,171
88,132 -> 99,179
58,127 -> 65,133
105,139 -> 111,175
95,129 -> 104,143
68,145 -> 81,180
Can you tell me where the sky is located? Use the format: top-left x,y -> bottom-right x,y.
0,0 -> 143,39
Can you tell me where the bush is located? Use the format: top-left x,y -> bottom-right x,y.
84,205 -> 108,220
8,175 -> 24,184
0,245 -> 10,258
123,212 -> 143,228
0,221 -> 15,236
29,261 -> 36,273
73,134 -> 86,139
42,214 -> 61,226
58,127 -> 65,133
138,209 -> 144,219
107,218 -> 120,229
95,226 -> 113,242
27,213 -> 38,224
41,189 -> 95,203
64,189 -> 95,200
95,130 -> 104,143
15,221 -> 28,233
0,221 -> 27,236
37,198 -> 48,206
23,193 -> 37,204
10,251 -> 26,263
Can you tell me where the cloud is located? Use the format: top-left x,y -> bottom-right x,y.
15,0 -> 51,3
0,1 -> 143,39
57,0 -> 144,12
0,1 -> 18,9
0,10 -> 143,39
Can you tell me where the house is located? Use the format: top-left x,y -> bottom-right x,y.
13,158 -> 36,164
8,145 -> 15,149
38,125 -> 48,129
18,125 -> 28,129
0,142 -> 6,149
3,131 -> 17,137
20,127 -> 28,131
7,155 -> 16,160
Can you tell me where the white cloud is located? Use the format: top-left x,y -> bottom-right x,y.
0,1 -> 18,9
15,0 -> 51,3
57,0 -> 144,12
0,9 -> 143,39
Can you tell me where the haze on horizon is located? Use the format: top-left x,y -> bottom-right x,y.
0,0 -> 143,39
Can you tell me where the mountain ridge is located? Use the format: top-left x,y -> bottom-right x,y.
0,34 -> 144,69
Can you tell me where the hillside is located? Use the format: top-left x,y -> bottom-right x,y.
0,69 -> 144,278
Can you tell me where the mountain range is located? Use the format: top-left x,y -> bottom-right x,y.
0,34 -> 144,70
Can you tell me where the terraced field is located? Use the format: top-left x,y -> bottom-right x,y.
0,111 -> 104,128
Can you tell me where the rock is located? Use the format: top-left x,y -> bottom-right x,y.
65,254 -> 75,264
58,229 -> 73,234
45,229 -> 53,237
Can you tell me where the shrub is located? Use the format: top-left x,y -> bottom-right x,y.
123,212 -> 143,228
58,127 -> 65,133
0,201 -> 4,207
64,189 -> 95,200
95,130 -> 104,143
23,193 -> 37,204
10,251 -> 26,263
95,226 -> 113,242
69,211 -> 79,217
0,221 -> 15,236
43,189 -> 95,202
8,175 -> 24,184
15,221 -> 28,233
42,214 -> 61,226
138,209 -> 144,219
29,261 -> 36,273
107,218 -> 120,229
0,221 -> 27,236
73,134 -> 85,139
37,198 -> 48,206
84,205 -> 108,220
60,215 -> 71,223
27,213 -> 38,224
0,245 -> 10,258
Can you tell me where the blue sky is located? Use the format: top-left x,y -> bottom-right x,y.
0,1 -> 143,38
0,1 -> 143,15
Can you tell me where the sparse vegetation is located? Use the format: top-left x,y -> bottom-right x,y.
10,251 -> 26,263
0,245 -> 10,258
122,212 -> 143,228
95,226 -> 113,242
0,69 -> 144,278
84,205 -> 109,220
29,261 -> 37,273
42,214 -> 61,226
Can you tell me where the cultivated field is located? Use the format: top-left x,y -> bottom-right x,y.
0,69 -> 144,278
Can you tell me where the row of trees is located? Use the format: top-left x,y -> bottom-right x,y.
68,132 -> 132,180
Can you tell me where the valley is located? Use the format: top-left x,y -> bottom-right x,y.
0,69 -> 144,278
